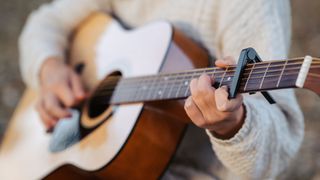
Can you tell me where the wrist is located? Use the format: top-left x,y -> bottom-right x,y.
209,104 -> 246,139
40,57 -> 65,83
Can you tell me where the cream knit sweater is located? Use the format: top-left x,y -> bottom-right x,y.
19,0 -> 304,179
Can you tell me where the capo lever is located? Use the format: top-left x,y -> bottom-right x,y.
229,48 -> 276,104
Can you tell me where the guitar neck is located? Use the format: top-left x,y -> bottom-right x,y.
90,56 -> 320,105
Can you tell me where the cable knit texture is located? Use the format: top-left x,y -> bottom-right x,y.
19,0 -> 304,179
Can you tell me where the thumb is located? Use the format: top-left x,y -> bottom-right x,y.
215,56 -> 236,68
70,71 -> 85,100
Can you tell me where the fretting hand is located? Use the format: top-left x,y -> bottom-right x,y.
184,57 -> 245,139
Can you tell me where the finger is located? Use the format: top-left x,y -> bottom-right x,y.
54,82 -> 76,107
190,74 -> 217,119
36,100 -> 57,130
44,93 -> 71,119
215,56 -> 236,68
215,86 -> 243,112
190,74 -> 213,97
70,71 -> 85,100
184,96 -> 207,127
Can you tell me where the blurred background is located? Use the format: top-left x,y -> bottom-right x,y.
0,0 -> 319,179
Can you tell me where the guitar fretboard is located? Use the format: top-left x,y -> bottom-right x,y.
91,58 -> 306,105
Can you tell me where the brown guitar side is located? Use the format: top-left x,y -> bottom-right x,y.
42,13 -> 209,179
303,62 -> 320,95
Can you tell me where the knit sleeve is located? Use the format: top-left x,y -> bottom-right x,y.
207,0 -> 304,179
19,0 -> 111,89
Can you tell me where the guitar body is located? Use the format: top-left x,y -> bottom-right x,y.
0,13 -> 209,179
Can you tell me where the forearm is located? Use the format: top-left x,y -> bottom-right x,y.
207,90 -> 304,178
208,0 -> 304,178
19,0 -> 109,89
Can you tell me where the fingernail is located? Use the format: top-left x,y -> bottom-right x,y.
221,86 -> 228,90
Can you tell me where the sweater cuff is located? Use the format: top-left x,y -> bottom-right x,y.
206,98 -> 253,146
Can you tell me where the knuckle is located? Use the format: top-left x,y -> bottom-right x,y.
45,99 -> 54,110
65,97 -> 75,107
203,114 -> 214,122
193,87 -> 209,99
184,104 -> 194,115
217,103 -> 228,112
194,120 -> 208,128
184,100 -> 191,110
197,87 -> 207,95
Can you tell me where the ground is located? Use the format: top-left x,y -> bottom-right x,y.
0,0 -> 319,179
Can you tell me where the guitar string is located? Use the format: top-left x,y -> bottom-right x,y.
93,66 -> 304,93
98,59 -> 305,83
87,58 -> 320,103
88,61 -> 319,99
91,67 -> 301,102
94,70 -> 300,96
95,58 -> 318,88
91,71 -> 300,99
96,62 -> 304,89
94,66 -> 305,95
92,78 -> 298,105
96,59 -> 319,87
92,76 -> 299,105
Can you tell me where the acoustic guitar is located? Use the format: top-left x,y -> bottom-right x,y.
0,12 -> 319,179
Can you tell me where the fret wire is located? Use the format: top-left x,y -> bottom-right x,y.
165,73 -> 180,98
150,74 -> 162,100
211,67 -> 217,79
219,67 -> 228,87
241,73 -> 298,85
244,63 -> 255,91
132,75 -> 150,102
131,77 -> 142,102
259,62 -> 271,89
147,75 -> 164,100
276,59 -> 288,87
158,75 -> 170,99
135,75 -> 155,101
175,72 -> 187,98
184,71 -> 196,97
160,73 -> 182,99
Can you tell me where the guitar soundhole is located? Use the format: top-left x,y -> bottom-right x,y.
87,71 -> 122,119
